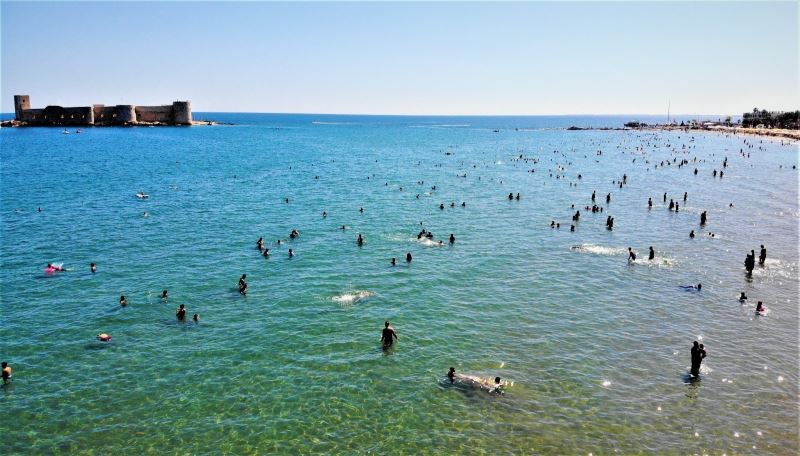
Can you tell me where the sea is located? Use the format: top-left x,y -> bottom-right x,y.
1,113 -> 798,455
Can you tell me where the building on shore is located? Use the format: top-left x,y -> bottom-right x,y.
13,95 -> 192,126
742,108 -> 799,129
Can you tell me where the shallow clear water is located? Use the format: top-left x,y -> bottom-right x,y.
1,115 -> 798,454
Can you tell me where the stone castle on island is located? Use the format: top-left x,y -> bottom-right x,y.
13,95 -> 192,126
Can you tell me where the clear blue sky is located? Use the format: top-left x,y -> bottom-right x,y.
2,1 -> 797,115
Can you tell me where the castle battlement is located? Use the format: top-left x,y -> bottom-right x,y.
13,95 -> 192,126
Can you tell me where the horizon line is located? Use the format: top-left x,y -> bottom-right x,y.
1,110 -> 755,118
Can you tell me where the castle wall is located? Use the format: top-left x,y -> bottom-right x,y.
17,108 -> 43,123
34,106 -> 94,126
135,105 -> 174,123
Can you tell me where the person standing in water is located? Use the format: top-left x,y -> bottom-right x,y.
628,248 -> 637,261
690,341 -> 708,376
690,341 -> 703,376
381,321 -> 398,348
119,295 -> 128,307
90,263 -> 97,273
176,304 -> 187,321
648,246 -> 655,261
238,274 -> 248,294
161,289 -> 168,301
2,361 -> 12,384
759,245 -> 767,265
449,234 -> 455,244
700,211 -> 707,226
406,252 -> 412,262
744,251 -> 755,276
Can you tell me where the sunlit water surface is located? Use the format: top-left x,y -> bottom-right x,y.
1,114 -> 798,454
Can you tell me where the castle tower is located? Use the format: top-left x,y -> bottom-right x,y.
115,105 -> 137,124
14,95 -> 30,120
172,101 -> 192,125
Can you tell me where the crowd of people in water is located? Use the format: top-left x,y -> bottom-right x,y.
6,131 -> 788,394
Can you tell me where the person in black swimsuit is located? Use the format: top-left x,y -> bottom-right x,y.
381,321 -> 398,348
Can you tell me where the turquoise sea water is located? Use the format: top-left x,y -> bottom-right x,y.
1,115 -> 798,455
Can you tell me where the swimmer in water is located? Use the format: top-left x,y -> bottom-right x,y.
489,376 -> 503,393
340,225 -> 347,230
288,249 -> 294,258
689,230 -> 695,238
2,361 -> 11,384
97,333 -> 111,342
449,234 -> 455,244
508,193 -> 514,200
263,248 -> 270,257
628,248 -> 636,261
381,321 -> 398,348
119,295 -> 128,307
406,252 -> 412,262
447,367 -> 457,383
357,233 -> 364,245
648,246 -> 655,261
176,304 -> 186,321
90,263 -> 97,273
739,292 -> 747,302
161,289 -> 168,301
238,274 -> 247,294
755,301 -> 766,314
256,237 -> 264,250
193,313 -> 200,322
391,257 -> 396,266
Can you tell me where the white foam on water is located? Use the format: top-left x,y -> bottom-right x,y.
331,290 -> 375,304
753,258 -> 796,279
418,237 -> 444,247
571,244 -> 627,256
